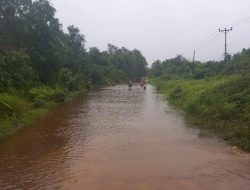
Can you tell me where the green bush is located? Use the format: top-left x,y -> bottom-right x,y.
0,51 -> 37,91
169,86 -> 182,100
0,93 -> 28,118
29,86 -> 65,107
152,75 -> 250,151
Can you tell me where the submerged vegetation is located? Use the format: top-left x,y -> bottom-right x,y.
149,49 -> 250,151
0,0 -> 147,138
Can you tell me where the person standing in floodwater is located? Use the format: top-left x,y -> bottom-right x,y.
128,80 -> 132,90
140,79 -> 146,90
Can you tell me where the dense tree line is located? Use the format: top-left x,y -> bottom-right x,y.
149,48 -> 250,80
0,0 -> 148,137
0,0 -> 147,92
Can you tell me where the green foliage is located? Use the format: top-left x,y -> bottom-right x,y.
149,49 -> 250,80
58,68 -> 85,91
0,0 -> 148,88
29,86 -> 65,106
149,46 -> 250,151
0,93 -> 28,118
0,51 -> 37,91
29,86 -> 65,107
67,25 -> 86,55
153,76 -> 250,151
0,0 -> 148,138
106,45 -> 147,81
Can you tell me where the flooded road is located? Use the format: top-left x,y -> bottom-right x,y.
0,85 -> 249,190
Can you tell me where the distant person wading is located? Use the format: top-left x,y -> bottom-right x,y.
140,79 -> 146,90
128,80 -> 133,90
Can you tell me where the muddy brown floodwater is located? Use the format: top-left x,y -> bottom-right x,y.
0,85 -> 249,190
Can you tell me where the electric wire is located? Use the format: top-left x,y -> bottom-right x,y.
226,16 -> 250,28
182,16 -> 250,60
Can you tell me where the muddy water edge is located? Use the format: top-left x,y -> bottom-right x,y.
0,85 -> 249,190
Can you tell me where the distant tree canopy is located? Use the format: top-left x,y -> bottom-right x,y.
149,50 -> 250,80
0,0 -> 148,92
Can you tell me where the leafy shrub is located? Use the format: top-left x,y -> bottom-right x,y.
29,86 -> 65,107
0,93 -> 28,118
169,86 -> 182,100
0,51 -> 37,91
58,68 -> 87,91
152,76 -> 250,151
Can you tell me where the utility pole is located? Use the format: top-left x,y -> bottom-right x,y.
192,50 -> 196,63
219,27 -> 233,62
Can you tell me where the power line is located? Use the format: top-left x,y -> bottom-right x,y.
216,55 -> 224,62
181,30 -> 219,55
182,15 -> 250,60
227,16 -> 250,28
195,16 -> 250,52
193,17 -> 250,60
196,32 -> 220,51
196,31 -> 218,48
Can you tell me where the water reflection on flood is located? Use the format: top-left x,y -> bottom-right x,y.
0,85 -> 249,190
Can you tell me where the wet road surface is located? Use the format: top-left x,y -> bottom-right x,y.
0,85 -> 249,190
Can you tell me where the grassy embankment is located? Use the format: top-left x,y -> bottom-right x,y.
0,86 -> 88,139
151,75 -> 250,151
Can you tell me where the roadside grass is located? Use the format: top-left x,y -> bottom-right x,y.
0,86 -> 85,139
151,75 -> 250,151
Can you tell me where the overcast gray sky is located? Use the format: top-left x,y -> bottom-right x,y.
51,0 -> 250,64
